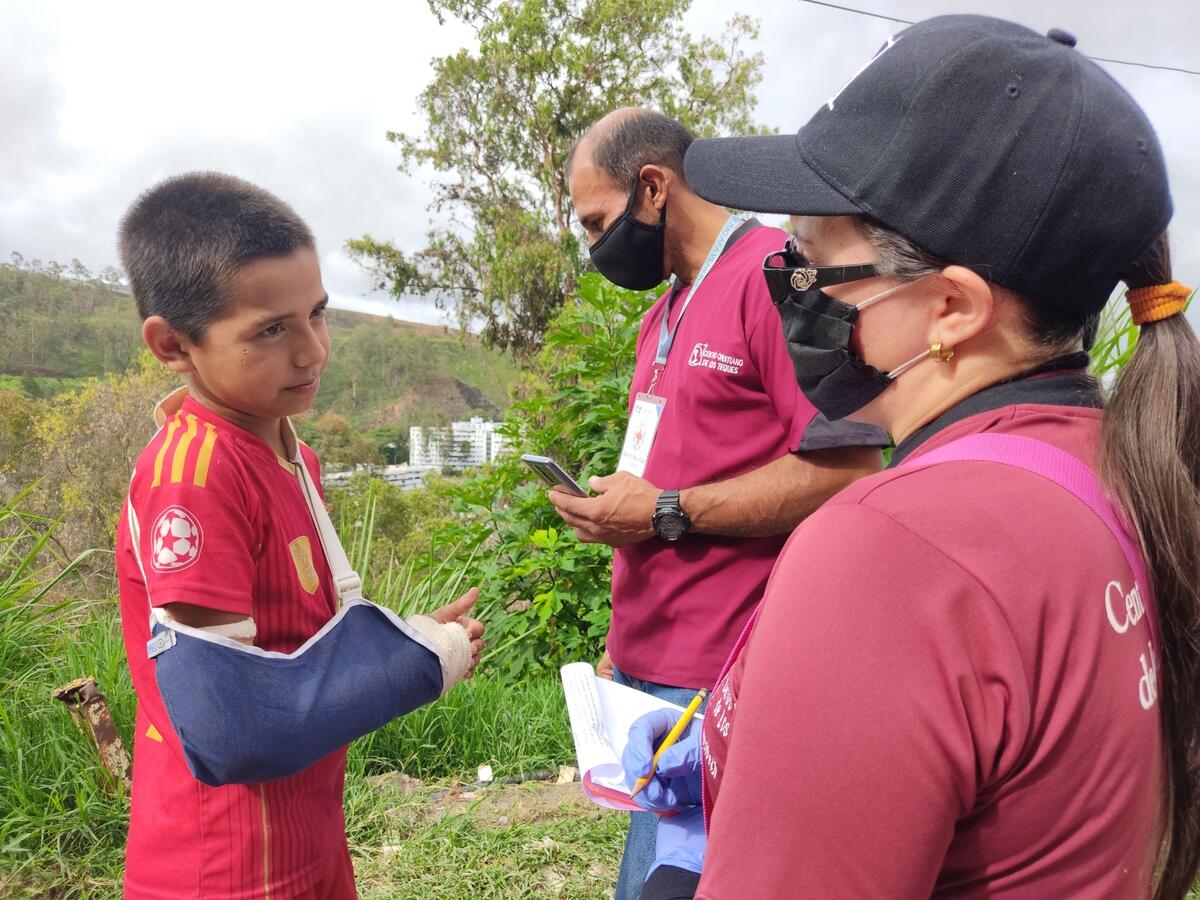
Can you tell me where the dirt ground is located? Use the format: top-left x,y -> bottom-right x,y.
428,781 -> 594,824
354,774 -> 626,898
366,771 -> 607,830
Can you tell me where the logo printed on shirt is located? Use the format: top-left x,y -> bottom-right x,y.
289,536 -> 320,594
1104,579 -> 1146,634
688,342 -> 744,375
150,506 -> 203,573
1103,579 -> 1158,710
1139,642 -> 1158,710
702,729 -> 718,780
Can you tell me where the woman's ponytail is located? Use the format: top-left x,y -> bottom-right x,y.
1100,234 -> 1200,900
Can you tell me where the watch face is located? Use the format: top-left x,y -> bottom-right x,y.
655,512 -> 686,541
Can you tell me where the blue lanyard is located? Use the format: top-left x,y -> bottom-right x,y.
654,214 -> 747,367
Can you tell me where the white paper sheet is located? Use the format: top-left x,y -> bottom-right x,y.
560,662 -> 702,810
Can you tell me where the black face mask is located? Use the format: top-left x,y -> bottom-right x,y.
588,183 -> 667,291
763,240 -> 928,421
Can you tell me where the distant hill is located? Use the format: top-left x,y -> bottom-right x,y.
0,264 -> 519,434
315,308 -> 519,431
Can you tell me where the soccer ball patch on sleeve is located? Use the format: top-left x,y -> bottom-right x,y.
151,506 -> 204,573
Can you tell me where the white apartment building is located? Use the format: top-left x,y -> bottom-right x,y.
322,464 -> 437,491
409,417 -> 505,470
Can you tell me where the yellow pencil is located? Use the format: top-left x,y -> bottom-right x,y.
629,688 -> 708,800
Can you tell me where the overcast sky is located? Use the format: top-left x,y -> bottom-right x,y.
2,0 -> 1196,329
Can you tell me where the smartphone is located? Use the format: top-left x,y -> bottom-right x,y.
521,454 -> 588,497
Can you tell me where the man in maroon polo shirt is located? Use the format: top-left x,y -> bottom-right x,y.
550,107 -> 886,899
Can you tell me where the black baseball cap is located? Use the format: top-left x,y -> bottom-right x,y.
684,14 -> 1173,316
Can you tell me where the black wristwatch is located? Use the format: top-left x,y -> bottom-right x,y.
652,490 -> 691,542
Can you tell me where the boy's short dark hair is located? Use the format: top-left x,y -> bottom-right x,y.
118,172 -> 314,343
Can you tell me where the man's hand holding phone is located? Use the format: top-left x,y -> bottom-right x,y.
522,455 -> 658,547
521,454 -> 587,497
547,471 -> 659,548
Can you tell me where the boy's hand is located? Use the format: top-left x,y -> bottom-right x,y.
428,587 -> 485,677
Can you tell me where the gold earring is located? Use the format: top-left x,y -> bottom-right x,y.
930,341 -> 955,362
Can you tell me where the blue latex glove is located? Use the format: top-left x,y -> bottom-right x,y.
622,708 -> 703,812
651,806 -> 707,877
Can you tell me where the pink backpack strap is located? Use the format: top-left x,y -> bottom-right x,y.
703,432 -> 1155,833
701,601 -> 763,832
903,432 -> 1155,645
715,604 -> 761,687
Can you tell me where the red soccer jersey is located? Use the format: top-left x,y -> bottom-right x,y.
116,390 -> 351,899
699,401 -> 1164,898
610,224 -> 884,688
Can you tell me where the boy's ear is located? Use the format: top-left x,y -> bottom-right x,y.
142,317 -> 194,374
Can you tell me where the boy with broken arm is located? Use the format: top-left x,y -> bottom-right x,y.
114,172 -> 484,899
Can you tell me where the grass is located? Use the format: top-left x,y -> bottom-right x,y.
350,675 -> 573,781
0,592 -> 615,898
0,492 -> 619,898
0,592 -> 607,897
1089,291 -> 1141,381
0,498 -> 130,898
347,782 -> 622,899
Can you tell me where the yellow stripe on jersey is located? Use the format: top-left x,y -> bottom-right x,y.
145,723 -> 163,742
259,784 -> 272,898
170,414 -> 199,484
192,422 -> 218,487
151,418 -> 181,488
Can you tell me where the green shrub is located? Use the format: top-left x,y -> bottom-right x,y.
410,274 -> 656,681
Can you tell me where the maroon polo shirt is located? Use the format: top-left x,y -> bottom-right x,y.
699,382 -> 1163,898
609,223 -> 885,688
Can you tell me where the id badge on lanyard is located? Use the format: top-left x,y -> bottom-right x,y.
618,391 -> 666,478
616,215 -> 745,478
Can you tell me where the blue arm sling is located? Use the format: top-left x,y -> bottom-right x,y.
145,600 -> 442,786
129,436 -> 446,787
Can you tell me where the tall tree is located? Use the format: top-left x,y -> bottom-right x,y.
349,0 -> 766,357
304,411 -> 386,469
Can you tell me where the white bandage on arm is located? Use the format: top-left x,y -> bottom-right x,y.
403,615 -> 472,694
199,618 -> 257,644
159,610 -> 258,644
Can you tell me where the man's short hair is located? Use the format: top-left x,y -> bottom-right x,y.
118,172 -> 314,343
575,110 -> 695,193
